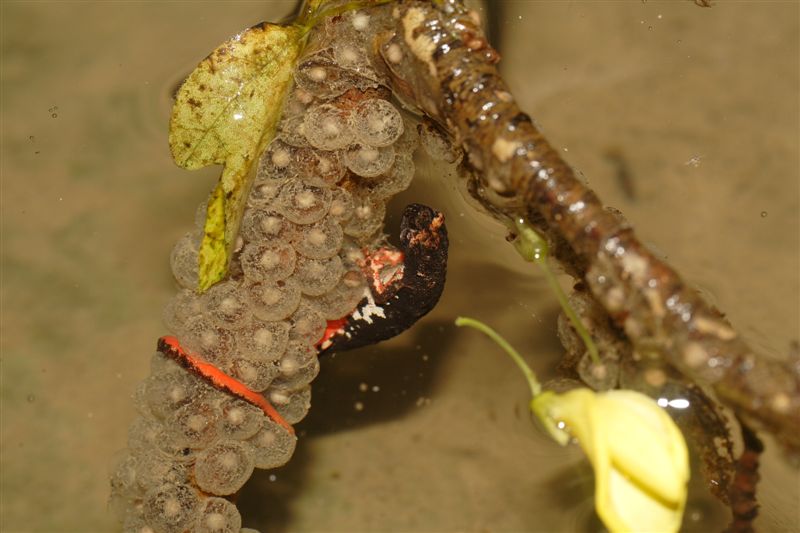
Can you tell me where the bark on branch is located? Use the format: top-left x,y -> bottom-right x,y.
380,0 -> 799,454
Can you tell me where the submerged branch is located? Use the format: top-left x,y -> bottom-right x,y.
380,0 -> 799,454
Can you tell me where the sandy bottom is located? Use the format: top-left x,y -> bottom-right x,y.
2,1 -> 798,531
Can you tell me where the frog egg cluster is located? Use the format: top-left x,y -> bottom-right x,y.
117,9 -> 419,531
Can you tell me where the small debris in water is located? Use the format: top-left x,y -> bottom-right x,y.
760,211 -> 767,218
354,401 -> 364,411
26,394 -> 35,403
358,382 -> 368,392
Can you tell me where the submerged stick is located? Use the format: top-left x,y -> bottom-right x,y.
378,0 -> 799,453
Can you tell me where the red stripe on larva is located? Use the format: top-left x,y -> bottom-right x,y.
158,336 -> 294,435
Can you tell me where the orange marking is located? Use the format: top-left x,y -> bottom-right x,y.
317,318 -> 348,349
158,336 -> 294,435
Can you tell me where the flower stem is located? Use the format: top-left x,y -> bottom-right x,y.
455,316 -> 541,397
511,218 -> 601,366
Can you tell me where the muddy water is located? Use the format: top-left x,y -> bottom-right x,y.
1,1 -> 797,531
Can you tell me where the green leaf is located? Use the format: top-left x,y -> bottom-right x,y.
169,22 -> 303,291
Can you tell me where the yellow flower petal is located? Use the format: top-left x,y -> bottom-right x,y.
532,388 -> 689,533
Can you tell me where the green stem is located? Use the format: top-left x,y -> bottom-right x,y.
511,218 -> 601,366
455,317 -> 541,397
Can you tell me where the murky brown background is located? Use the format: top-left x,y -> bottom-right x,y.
2,1 -> 798,531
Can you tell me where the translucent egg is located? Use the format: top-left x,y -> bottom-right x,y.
247,419 -> 297,469
328,187 -> 354,222
137,453 -> 191,494
276,340 -> 317,377
333,44 -> 369,71
292,255 -> 344,296
181,317 -> 237,367
351,98 -> 404,147
307,269 -> 367,320
144,372 -> 197,421
240,209 -> 294,244
303,104 -> 354,150
237,319 -> 290,361
169,232 -> 201,289
219,397 -> 264,440
166,400 -> 222,449
162,289 -> 206,334
295,54 -> 365,99
256,140 -> 303,182
419,120 -> 462,163
394,116 -> 421,153
291,216 -> 344,259
344,143 -> 395,177
312,149 -> 346,184
194,440 -> 255,496
245,181 -> 281,209
343,196 -> 386,240
142,483 -> 199,533
277,114 -> 310,148
205,281 -> 249,328
276,178 -> 332,225
109,453 -> 140,519
227,356 -> 278,392
368,153 -> 415,199
287,300 -> 327,345
240,241 -> 296,282
245,278 -> 302,321
195,497 -> 242,533
273,385 -> 313,425
127,416 -> 161,452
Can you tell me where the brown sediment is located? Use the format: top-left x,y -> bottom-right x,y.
379,0 -> 799,454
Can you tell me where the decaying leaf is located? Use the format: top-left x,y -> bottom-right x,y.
170,22 -> 303,291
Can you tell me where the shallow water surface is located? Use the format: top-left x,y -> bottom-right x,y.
1,1 -> 798,531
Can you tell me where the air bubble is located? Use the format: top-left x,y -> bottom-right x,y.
248,419 -> 297,469
291,216 -> 343,259
276,178 -> 332,225
308,270 -> 366,319
227,356 -> 278,392
343,196 -> 386,240
344,144 -> 395,177
293,255 -> 344,296
237,319 -> 290,361
303,104 -> 354,150
240,209 -> 294,244
351,99 -> 404,147
288,301 -> 327,344
328,187 -> 354,221
245,278 -> 302,321
220,397 -> 264,440
240,241 -> 296,282
166,400 -> 222,449
142,483 -> 199,533
169,232 -> 200,289
195,497 -> 242,533
194,440 -> 255,496
206,281 -> 249,328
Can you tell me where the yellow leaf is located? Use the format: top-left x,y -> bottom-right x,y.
169,22 -> 303,291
